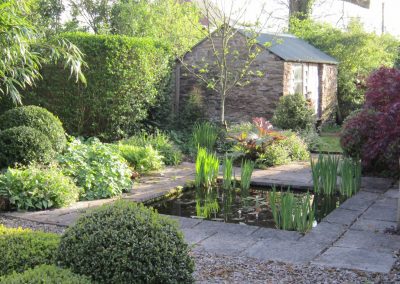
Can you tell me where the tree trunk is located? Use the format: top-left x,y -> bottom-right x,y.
289,0 -> 314,28
220,95 -> 226,125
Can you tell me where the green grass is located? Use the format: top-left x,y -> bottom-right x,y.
317,135 -> 343,153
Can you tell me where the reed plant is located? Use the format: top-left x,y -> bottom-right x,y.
268,187 -> 314,233
195,147 -> 219,189
240,159 -> 254,196
192,122 -> 219,152
311,154 -> 339,195
222,156 -> 234,190
339,158 -> 362,197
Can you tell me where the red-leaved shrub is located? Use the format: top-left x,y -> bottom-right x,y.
340,67 -> 400,175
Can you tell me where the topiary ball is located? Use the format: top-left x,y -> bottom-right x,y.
57,200 -> 195,284
0,106 -> 67,153
0,264 -> 91,284
0,225 -> 60,276
0,126 -> 55,168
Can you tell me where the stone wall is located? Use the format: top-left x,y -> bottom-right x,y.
176,32 -> 285,123
319,64 -> 338,122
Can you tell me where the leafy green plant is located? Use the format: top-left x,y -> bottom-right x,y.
192,122 -> 219,152
0,166 -> 80,211
339,158 -> 362,197
0,106 -> 67,153
194,147 -> 219,189
240,160 -> 254,196
0,225 -> 60,276
118,144 -> 164,173
58,138 -> 132,200
257,143 -> 290,167
0,264 -> 92,284
272,93 -> 315,131
121,131 -> 182,166
0,126 -> 55,168
268,188 -> 314,233
57,200 -> 194,283
311,154 -> 340,195
222,156 -> 234,190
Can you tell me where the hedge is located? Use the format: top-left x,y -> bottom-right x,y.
27,33 -> 172,141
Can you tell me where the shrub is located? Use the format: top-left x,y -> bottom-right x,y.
340,109 -> 377,158
121,131 -> 182,166
280,131 -> 309,161
0,126 -> 55,168
0,166 -> 79,211
340,67 -> 400,174
0,225 -> 60,276
257,143 -> 290,167
58,138 -> 132,200
117,144 -> 164,173
0,106 -> 67,153
57,200 -> 195,283
25,33 -> 172,141
272,93 -> 315,131
0,265 -> 91,284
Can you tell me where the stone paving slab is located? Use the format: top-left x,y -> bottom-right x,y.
363,204 -> 397,222
312,246 -> 397,273
335,229 -> 400,253
250,227 -> 302,241
194,232 -> 259,256
241,239 -> 326,264
360,177 -> 394,193
182,228 -> 216,245
300,221 -> 347,245
322,207 -> 361,226
350,217 -> 398,234
384,188 -> 400,199
191,220 -> 259,236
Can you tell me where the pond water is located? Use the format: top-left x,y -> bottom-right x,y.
150,187 -> 347,229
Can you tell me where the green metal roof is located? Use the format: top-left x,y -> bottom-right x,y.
256,32 -> 338,65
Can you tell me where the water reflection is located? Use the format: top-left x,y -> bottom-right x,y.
152,186 -> 347,229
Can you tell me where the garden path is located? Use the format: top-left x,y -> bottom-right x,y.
1,162 -> 399,274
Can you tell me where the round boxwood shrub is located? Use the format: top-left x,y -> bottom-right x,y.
0,265 -> 91,284
0,126 -> 55,168
272,93 -> 316,131
0,106 -> 67,153
57,200 -> 195,283
0,166 -> 80,211
0,225 -> 60,276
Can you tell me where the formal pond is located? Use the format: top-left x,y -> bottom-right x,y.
150,186 -> 347,229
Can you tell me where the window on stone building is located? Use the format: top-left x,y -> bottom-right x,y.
293,64 -> 303,95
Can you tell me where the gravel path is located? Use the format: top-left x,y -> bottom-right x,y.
1,216 -> 399,283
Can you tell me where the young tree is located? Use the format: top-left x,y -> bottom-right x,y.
0,0 -> 86,104
178,0 -> 270,124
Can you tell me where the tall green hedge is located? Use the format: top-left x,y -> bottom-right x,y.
27,33 -> 172,141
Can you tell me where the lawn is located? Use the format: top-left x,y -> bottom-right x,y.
314,125 -> 343,153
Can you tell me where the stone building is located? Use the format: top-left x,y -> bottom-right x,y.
174,30 -> 338,124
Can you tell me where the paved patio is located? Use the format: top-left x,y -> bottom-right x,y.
1,162 -> 399,273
